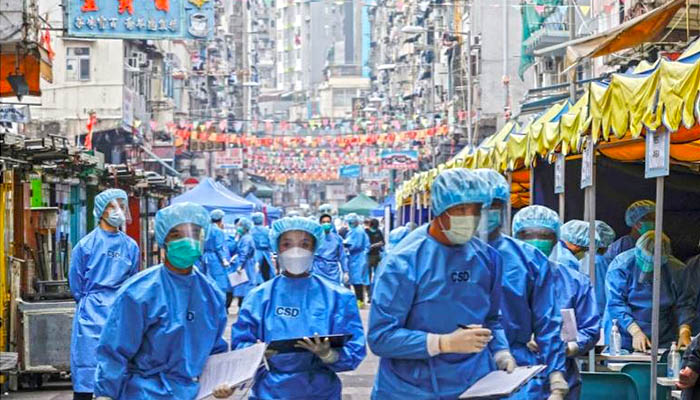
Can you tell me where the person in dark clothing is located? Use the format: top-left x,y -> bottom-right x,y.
365,218 -> 385,296
679,334 -> 700,400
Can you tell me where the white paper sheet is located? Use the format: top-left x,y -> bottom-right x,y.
560,308 -> 578,343
459,365 -> 546,399
196,343 -> 266,400
227,269 -> 249,288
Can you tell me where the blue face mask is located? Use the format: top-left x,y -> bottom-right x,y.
487,210 -> 502,233
524,239 -> 555,256
166,238 -> 202,269
637,221 -> 655,236
105,208 -> 126,228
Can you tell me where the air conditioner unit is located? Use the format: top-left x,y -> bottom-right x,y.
137,52 -> 148,67
542,57 -> 557,74
471,34 -> 481,47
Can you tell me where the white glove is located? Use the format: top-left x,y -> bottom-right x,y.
223,261 -> 230,268
95,397 -> 113,400
255,262 -> 260,273
566,342 -> 579,357
212,384 -> 235,398
343,272 -> 349,284
494,350 -> 517,373
628,322 -> 651,352
294,333 -> 339,364
548,371 -> 569,400
438,325 -> 492,354
527,334 -> 540,353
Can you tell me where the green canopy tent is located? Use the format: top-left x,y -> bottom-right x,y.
338,194 -> 380,217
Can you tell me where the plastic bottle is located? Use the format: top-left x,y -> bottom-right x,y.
667,341 -> 681,379
610,319 -> 621,356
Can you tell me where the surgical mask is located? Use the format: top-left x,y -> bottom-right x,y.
237,227 -> 244,235
322,223 -> 332,232
166,238 -> 202,269
637,221 -> 655,235
278,247 -> 313,275
524,239 -> 555,256
370,228 -> 377,233
487,210 -> 502,233
440,213 -> 478,245
105,208 -> 126,228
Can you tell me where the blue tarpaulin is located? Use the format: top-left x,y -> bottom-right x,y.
245,192 -> 282,220
371,196 -> 395,217
171,178 -> 255,217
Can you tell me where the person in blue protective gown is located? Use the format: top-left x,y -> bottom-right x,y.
232,217 -> 260,305
343,213 -> 370,307
214,217 -> 366,400
368,168 -> 517,400
513,205 -> 600,400
552,219 -> 591,271
580,221 -> 616,319
476,169 -> 567,400
69,188 -> 140,400
250,212 -> 275,281
387,222 -> 416,251
605,231 -> 695,352
93,202 -> 228,400
313,213 -> 349,285
198,209 -> 233,309
603,200 -> 656,266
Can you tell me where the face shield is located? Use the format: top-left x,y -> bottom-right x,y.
486,199 -> 506,235
515,227 -> 558,257
102,198 -> 131,228
164,223 -> 206,269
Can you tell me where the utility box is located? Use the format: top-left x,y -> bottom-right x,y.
17,300 -> 74,372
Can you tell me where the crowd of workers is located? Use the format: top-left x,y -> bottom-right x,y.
66,168 -> 700,400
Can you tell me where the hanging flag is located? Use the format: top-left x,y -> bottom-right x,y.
84,111 -> 97,150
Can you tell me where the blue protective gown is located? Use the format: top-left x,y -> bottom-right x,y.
579,253 -> 610,319
605,249 -> 695,350
250,225 -> 275,280
232,233 -> 260,298
552,264 -> 601,400
225,234 -> 237,258
344,225 -> 370,285
68,227 -> 140,393
368,226 -> 509,399
198,225 -> 230,293
686,255 -> 700,333
93,265 -> 228,399
602,234 -> 636,266
490,235 -> 566,400
387,226 -> 410,251
230,274 -> 366,400
553,240 -> 581,271
313,231 -> 349,284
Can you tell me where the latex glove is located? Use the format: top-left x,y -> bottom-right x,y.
223,261 -> 230,268
527,334 -> 540,353
678,324 -> 692,349
494,350 -> 517,373
548,371 -> 569,400
294,333 -> 339,364
255,262 -> 260,273
343,272 -> 349,284
438,325 -> 492,354
565,342 -> 579,357
677,366 -> 699,390
628,322 -> 651,352
212,384 -> 235,398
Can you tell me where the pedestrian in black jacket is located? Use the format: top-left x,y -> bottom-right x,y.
679,334 -> 700,400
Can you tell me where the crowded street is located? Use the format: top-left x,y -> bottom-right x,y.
2,0 -> 700,399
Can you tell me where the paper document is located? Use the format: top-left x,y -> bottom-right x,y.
196,343 -> 266,400
560,308 -> 578,342
459,365 -> 546,399
228,269 -> 249,288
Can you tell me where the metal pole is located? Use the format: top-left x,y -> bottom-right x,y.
409,193 -> 416,227
503,0 -> 509,114
650,175 -> 665,400
568,0 -> 577,100
529,168 -> 534,205
587,156 -> 597,372
466,20 -> 473,148
506,171 -> 513,235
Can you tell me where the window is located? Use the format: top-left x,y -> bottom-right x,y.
66,47 -> 91,81
332,88 -> 355,108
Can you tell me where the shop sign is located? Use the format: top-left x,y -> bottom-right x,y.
645,130 -> 670,178
380,149 -> 418,170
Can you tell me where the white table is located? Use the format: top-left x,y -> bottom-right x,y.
597,352 -> 660,363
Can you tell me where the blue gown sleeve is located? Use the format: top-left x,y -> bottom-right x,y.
234,238 -> 253,270
368,256 -> 430,360
326,292 -> 366,372
231,291 -> 262,349
532,260 -> 567,374
339,239 -> 349,274
130,241 -> 141,274
68,242 -> 86,301
605,258 -> 635,330
94,292 -> 145,398
212,296 -> 229,355
345,231 -> 362,253
574,275 -> 601,354
484,249 -> 508,354
215,230 -> 228,265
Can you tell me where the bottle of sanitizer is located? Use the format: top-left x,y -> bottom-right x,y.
668,341 -> 681,379
610,319 -> 621,356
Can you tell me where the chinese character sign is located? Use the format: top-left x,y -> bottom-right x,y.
380,150 -> 418,170
67,0 -> 214,39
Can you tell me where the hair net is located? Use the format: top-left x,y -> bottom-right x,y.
635,231 -> 671,265
594,220 -> 616,248
287,210 -> 301,218
345,213 -> 360,225
431,168 -> 492,216
269,217 -> 324,252
319,203 -> 333,214
238,217 -> 253,232
155,202 -> 210,247
475,169 -> 510,202
93,188 -> 128,219
251,212 -> 265,225
625,200 -> 655,227
405,222 -> 417,230
560,220 -> 593,247
512,205 -> 560,237
210,209 -> 225,222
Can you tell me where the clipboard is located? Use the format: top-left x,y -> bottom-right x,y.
228,269 -> 249,288
459,365 -> 546,399
267,333 -> 353,354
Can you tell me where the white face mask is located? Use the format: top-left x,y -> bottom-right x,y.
278,247 -> 314,275
440,213 -> 479,245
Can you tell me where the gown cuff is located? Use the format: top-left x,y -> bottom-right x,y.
427,333 -> 441,356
